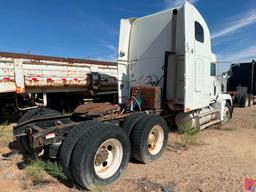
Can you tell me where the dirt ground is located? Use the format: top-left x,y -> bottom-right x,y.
0,106 -> 256,192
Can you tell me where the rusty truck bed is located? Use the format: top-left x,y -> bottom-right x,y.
0,52 -> 117,94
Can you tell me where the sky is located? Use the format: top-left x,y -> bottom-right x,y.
0,0 -> 255,74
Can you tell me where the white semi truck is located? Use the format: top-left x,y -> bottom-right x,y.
13,2 -> 233,190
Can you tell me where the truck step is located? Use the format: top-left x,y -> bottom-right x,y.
200,119 -> 221,130
198,109 -> 219,118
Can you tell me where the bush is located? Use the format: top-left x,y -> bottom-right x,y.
179,125 -> 199,147
0,125 -> 12,147
26,158 -> 46,184
25,158 -> 66,185
44,160 -> 66,180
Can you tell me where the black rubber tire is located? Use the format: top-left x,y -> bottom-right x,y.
130,115 -> 168,164
249,95 -> 254,107
248,96 -> 251,107
223,102 -> 232,123
18,109 -> 39,153
18,108 -> 69,154
17,108 -> 69,126
240,96 -> 249,108
120,113 -> 147,135
18,109 -> 39,124
20,134 -> 35,154
70,122 -> 130,190
59,120 -> 97,180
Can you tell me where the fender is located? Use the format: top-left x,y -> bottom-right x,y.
212,93 -> 233,121
219,93 -> 234,119
218,93 -> 233,106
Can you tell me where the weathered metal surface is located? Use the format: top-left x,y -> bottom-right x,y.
228,91 -> 240,97
13,111 -> 126,148
0,52 -> 118,95
166,100 -> 183,111
0,52 -> 116,66
13,114 -> 72,131
74,102 -> 119,116
0,82 -> 16,93
96,113 -> 130,121
32,122 -> 80,148
132,86 -> 161,110
0,60 -> 16,93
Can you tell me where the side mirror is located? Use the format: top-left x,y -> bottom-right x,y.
222,72 -> 229,79
119,51 -> 125,57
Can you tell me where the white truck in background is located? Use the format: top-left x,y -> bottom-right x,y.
0,52 -> 118,120
13,2 -> 233,190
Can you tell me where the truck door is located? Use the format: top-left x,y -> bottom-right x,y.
184,2 -> 196,112
184,2 -> 212,112
194,20 -> 214,100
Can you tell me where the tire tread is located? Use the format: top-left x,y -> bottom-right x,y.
59,120 -> 97,180
70,122 -> 130,190
121,113 -> 146,135
130,115 -> 168,163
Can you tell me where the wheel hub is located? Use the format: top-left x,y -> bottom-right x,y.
94,148 -> 109,166
148,132 -> 156,149
94,138 -> 123,179
147,125 -> 164,155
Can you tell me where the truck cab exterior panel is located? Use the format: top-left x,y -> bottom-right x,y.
118,2 -> 220,112
183,2 -> 217,111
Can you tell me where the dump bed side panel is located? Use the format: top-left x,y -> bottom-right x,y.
22,61 -> 117,90
0,54 -> 117,94
0,59 -> 16,93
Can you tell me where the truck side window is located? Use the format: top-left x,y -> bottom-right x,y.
195,21 -> 204,43
221,84 -> 225,92
210,63 -> 216,76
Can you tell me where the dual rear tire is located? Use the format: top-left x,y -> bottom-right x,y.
60,121 -> 130,190
128,115 -> 169,163
18,109 -> 169,190
60,114 -> 168,190
240,95 -> 254,108
70,123 -> 130,190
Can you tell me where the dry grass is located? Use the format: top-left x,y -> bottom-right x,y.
25,157 -> 66,185
25,158 -> 47,185
135,177 -> 175,192
43,160 -> 66,181
177,125 -> 200,148
0,124 -> 13,148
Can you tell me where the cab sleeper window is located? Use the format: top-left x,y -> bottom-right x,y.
195,21 -> 204,43
210,63 -> 216,76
